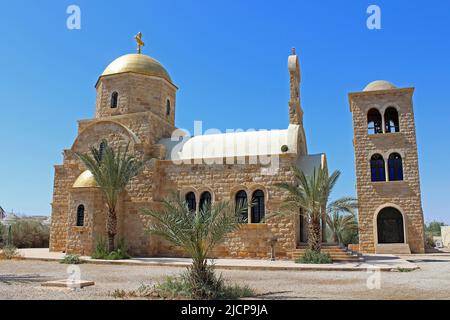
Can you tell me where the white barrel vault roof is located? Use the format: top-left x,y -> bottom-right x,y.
159,124 -> 300,161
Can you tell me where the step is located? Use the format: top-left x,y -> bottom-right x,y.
291,245 -> 364,262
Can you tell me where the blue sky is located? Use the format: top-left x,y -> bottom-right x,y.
0,0 -> 449,223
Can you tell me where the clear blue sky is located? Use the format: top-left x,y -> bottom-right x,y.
0,0 -> 449,223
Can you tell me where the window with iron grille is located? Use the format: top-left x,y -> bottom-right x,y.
371,154 -> 386,182
76,205 -> 85,227
251,190 -> 265,223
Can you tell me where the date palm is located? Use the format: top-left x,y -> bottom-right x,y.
326,199 -> 358,245
276,166 -> 356,252
142,195 -> 246,299
77,140 -> 143,252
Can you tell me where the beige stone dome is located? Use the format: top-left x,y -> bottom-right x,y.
363,80 -> 397,92
73,170 -> 98,188
100,53 -> 172,83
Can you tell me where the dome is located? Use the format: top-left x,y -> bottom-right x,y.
363,80 -> 397,92
73,170 -> 98,188
100,53 -> 172,83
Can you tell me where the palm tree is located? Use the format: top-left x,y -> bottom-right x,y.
275,166 -> 356,252
77,140 -> 143,252
142,194 -> 246,298
326,200 -> 358,245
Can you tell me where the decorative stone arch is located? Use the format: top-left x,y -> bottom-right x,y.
71,120 -> 141,153
229,185 -> 250,201
373,203 -> 408,245
248,184 -> 269,204
365,103 -> 382,115
198,186 -> 216,204
382,149 -> 406,160
248,184 -> 269,224
380,102 -> 401,115
230,185 -> 251,223
180,187 -> 199,200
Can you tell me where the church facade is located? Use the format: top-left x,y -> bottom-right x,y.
49,36 -> 426,258
49,41 -> 325,259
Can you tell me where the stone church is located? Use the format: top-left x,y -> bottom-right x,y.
49,35 -> 425,258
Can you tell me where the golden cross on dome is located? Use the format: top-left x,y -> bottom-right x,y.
134,32 -> 145,54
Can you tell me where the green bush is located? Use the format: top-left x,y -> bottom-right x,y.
155,271 -> 255,300
425,234 -> 436,248
60,254 -> 83,264
91,238 -> 130,260
0,245 -> 20,260
8,220 -> 49,248
111,273 -> 255,300
296,249 -> 332,264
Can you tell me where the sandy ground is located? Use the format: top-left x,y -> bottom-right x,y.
1,254 -> 450,300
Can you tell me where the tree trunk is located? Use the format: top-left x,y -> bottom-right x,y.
333,233 -> 339,244
106,207 -> 117,253
308,219 -> 322,252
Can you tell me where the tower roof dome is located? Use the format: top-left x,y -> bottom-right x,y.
363,80 -> 397,92
73,170 -> 98,188
100,53 -> 172,84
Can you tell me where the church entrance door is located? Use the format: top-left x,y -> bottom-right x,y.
377,207 -> 405,244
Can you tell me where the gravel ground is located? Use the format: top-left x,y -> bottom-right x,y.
1,254 -> 450,300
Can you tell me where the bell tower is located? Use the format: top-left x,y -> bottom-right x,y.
349,80 -> 425,254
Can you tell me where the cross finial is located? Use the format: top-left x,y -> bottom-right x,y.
134,32 -> 145,54
292,47 -> 296,55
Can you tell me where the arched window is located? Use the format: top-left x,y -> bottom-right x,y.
185,192 -> 196,212
251,190 -> 265,223
166,99 -> 171,116
367,108 -> 383,135
384,107 -> 400,133
76,205 -> 85,227
199,191 -> 212,212
111,92 -> 118,108
377,207 -> 404,243
388,153 -> 403,181
370,154 -> 386,182
98,141 -> 106,161
235,190 -> 248,223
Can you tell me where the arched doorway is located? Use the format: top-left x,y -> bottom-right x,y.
377,207 -> 405,244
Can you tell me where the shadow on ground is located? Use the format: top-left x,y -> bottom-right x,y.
0,274 -> 51,285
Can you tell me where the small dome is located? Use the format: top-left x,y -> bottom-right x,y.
73,170 -> 98,188
100,53 -> 172,83
363,80 -> 397,92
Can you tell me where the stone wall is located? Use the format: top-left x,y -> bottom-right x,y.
150,155 -> 299,259
95,73 -> 176,125
49,163 -> 81,252
350,88 -> 425,253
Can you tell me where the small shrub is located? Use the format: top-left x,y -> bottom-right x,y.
91,238 -> 130,260
425,234 -> 436,248
397,267 -> 415,273
110,289 -> 128,299
60,254 -> 83,264
111,275 -> 255,300
91,237 -> 109,259
0,245 -> 20,260
296,249 -> 332,264
154,276 -> 191,299
9,220 -> 49,248
155,272 -> 255,300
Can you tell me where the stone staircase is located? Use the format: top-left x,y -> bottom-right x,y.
291,243 -> 363,262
